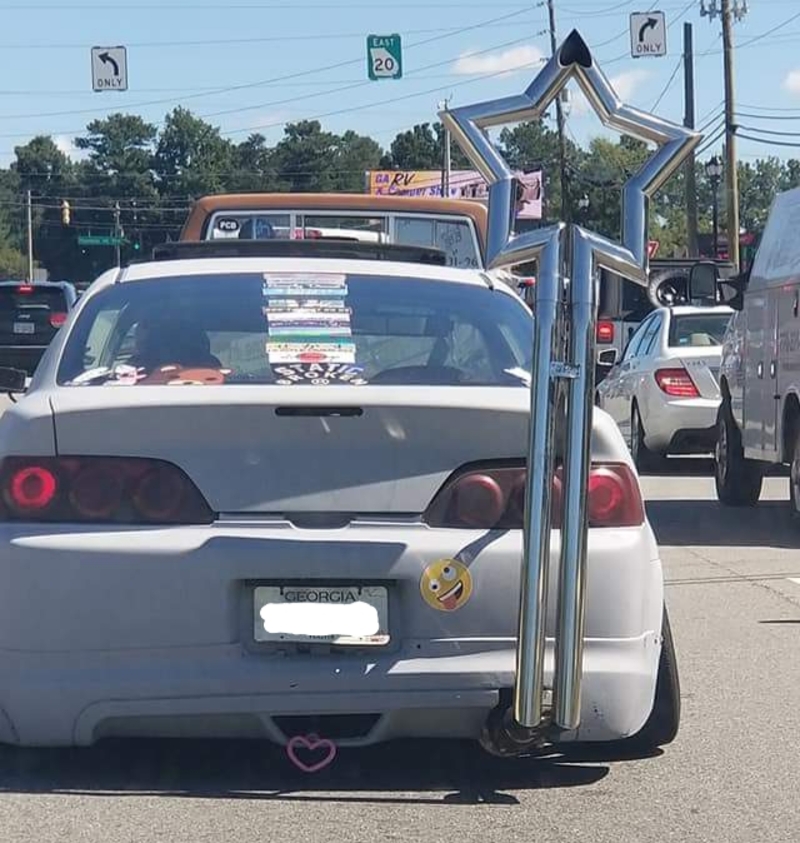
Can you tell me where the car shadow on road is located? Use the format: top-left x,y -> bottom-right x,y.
0,738 -> 612,805
646,498 -> 798,548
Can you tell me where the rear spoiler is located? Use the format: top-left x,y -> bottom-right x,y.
148,239 -> 448,266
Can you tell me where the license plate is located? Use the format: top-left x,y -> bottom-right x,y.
13,322 -> 34,334
253,585 -> 390,645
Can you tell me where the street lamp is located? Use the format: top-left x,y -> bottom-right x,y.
705,156 -> 723,258
577,194 -> 589,221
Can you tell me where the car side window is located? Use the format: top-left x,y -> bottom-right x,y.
623,316 -> 652,362
640,314 -> 663,357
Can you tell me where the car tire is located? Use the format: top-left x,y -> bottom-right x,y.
630,403 -> 664,474
714,397 -> 763,507
627,606 -> 680,750
788,425 -> 800,523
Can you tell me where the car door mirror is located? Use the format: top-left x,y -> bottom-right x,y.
597,348 -> 618,368
0,366 -> 27,394
717,273 -> 746,312
688,261 -> 719,303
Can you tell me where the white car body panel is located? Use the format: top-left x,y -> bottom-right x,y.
0,255 -> 665,748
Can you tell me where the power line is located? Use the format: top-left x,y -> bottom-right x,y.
0,36 -> 547,144
737,133 -> 800,150
0,18 -> 541,51
0,8 -> 537,128
651,55 -> 683,111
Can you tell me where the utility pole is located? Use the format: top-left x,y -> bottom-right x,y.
701,0 -> 748,270
25,189 -> 34,283
439,99 -> 452,198
683,22 -> 699,257
547,0 -> 570,223
113,201 -> 121,267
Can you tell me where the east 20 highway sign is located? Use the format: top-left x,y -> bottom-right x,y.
367,35 -> 402,81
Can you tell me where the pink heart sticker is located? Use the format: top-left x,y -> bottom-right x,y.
286,733 -> 337,773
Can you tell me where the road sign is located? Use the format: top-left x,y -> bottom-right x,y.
78,235 -> 126,246
367,34 -> 402,81
630,11 -> 667,58
91,46 -> 128,91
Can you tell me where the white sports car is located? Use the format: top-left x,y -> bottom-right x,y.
596,305 -> 733,471
0,245 -> 677,756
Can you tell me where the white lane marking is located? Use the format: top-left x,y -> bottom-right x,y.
789,578 -> 800,587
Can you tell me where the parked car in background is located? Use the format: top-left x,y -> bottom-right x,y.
596,304 -> 733,471
0,280 -> 77,376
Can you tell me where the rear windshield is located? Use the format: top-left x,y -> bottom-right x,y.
206,212 -> 482,269
668,313 -> 730,347
0,287 -> 67,312
57,272 -> 533,387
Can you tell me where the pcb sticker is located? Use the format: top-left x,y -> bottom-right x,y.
419,559 -> 473,612
273,364 -> 367,386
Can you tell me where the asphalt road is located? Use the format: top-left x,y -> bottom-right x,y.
0,460 -> 798,843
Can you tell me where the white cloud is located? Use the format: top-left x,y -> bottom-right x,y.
454,44 -> 546,77
53,135 -> 75,157
568,69 -> 650,116
784,70 -> 800,94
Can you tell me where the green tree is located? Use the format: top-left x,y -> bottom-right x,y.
154,107 -> 235,198
329,130 -> 383,192
271,120 -> 339,192
381,122 -> 470,171
0,245 -> 28,279
75,114 -> 157,200
231,133 -> 278,192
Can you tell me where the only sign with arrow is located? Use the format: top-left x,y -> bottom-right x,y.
91,46 -> 128,92
629,11 -> 667,58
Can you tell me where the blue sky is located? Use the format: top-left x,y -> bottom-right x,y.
0,0 -> 798,169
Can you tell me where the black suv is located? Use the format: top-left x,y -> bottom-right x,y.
0,281 -> 78,376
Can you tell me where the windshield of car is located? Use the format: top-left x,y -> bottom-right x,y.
57,272 -> 532,387
668,313 -> 731,347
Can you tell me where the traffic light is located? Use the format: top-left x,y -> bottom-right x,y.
61,200 -> 71,226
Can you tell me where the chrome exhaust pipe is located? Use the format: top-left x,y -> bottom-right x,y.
440,29 -> 700,749
552,230 -> 597,731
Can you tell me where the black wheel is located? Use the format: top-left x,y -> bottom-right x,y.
628,607 -> 680,750
714,397 -> 762,506
788,424 -> 800,522
630,403 -> 664,474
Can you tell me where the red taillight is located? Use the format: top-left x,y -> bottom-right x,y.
7,465 -> 58,512
424,462 -> 644,529
0,457 -> 214,524
16,285 -> 33,294
49,312 -> 67,328
654,367 -> 699,397
449,474 -> 506,528
596,321 -> 614,344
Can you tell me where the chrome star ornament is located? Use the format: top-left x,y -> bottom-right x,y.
439,29 -> 700,278
440,30 -> 701,744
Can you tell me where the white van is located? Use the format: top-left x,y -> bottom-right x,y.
711,186 -> 800,510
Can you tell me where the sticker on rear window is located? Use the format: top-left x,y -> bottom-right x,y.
266,341 -> 356,365
272,363 -> 367,386
262,274 -> 348,298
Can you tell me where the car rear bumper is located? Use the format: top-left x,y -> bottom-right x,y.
0,521 -> 663,747
644,396 -> 720,453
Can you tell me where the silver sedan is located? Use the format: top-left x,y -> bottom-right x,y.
596,305 -> 733,471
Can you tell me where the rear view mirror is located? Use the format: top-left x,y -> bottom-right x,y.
0,367 -> 27,394
688,261 -> 718,303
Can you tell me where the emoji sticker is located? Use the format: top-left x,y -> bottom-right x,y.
419,559 -> 473,612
